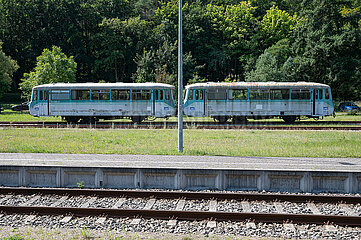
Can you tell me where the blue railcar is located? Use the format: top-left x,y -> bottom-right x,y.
29,82 -> 176,123
183,82 -> 334,123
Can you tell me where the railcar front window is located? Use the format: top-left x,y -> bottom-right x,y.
51,90 -> 70,100
291,89 -> 310,100
249,89 -> 268,100
91,89 -> 110,100
325,89 -> 330,99
71,90 -> 90,100
208,88 -> 227,100
188,90 -> 193,100
32,90 -> 38,101
270,89 -> 289,100
112,90 -> 130,100
231,89 -> 248,100
165,90 -> 170,100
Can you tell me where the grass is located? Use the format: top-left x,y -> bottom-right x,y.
0,128 -> 360,158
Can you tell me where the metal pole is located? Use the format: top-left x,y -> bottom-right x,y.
178,0 -> 183,153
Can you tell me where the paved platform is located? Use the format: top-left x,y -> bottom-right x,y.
0,153 -> 360,193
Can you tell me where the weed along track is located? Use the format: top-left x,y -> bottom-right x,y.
1,120 -> 361,130
0,187 -> 361,238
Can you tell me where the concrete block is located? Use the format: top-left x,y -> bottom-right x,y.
312,174 -> 347,193
103,171 -> 136,188
225,174 -> 258,190
64,170 -> 96,188
184,173 -> 218,190
269,174 -> 303,192
26,170 -> 57,187
0,170 -> 19,186
142,171 -> 176,189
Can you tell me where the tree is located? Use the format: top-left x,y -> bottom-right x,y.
291,0 -> 361,99
0,42 -> 19,99
19,46 -> 77,100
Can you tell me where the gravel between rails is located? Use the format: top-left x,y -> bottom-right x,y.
0,191 -> 361,239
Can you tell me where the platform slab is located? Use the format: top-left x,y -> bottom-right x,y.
0,153 -> 360,193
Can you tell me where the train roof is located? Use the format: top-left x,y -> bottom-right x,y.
185,82 -> 330,90
32,82 -> 175,90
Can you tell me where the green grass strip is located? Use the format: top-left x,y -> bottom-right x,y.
1,128 -> 360,158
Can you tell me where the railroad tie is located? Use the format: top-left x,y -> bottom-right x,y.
144,198 -> 156,210
95,217 -> 107,225
175,199 -> 186,211
24,215 -> 37,224
206,220 -> 217,228
0,195 -> 12,205
50,196 -> 68,207
208,200 -> 217,212
241,201 -> 251,212
80,196 -> 97,208
112,198 -> 126,209
324,225 -> 337,232
307,202 -> 321,215
130,218 -> 141,225
274,202 -> 286,214
60,216 -> 72,223
340,204 -> 358,216
246,222 -> 256,229
167,219 -> 177,227
20,195 -> 41,206
283,223 -> 296,232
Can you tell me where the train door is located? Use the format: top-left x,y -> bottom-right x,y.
312,89 -> 323,116
39,90 -> 49,116
195,89 -> 207,116
152,89 -> 163,117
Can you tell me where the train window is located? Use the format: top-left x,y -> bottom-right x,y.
132,90 -> 151,100
165,90 -> 170,100
91,89 -> 110,100
195,90 -> 203,100
208,88 -> 227,100
249,89 -> 268,100
270,89 -> 289,100
188,90 -> 193,100
51,90 -> 70,100
71,90 -> 90,100
291,89 -> 310,100
44,91 -> 48,100
325,89 -> 330,99
32,90 -> 38,101
112,90 -> 130,100
154,90 -> 163,100
231,89 -> 248,100
39,91 -> 43,101
160,90 -> 164,100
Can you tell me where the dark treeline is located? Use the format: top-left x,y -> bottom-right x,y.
1,0 -> 360,99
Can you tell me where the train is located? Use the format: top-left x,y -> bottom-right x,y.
29,82 -> 176,123
29,82 -> 334,123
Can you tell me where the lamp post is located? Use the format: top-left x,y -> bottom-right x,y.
177,0 -> 183,153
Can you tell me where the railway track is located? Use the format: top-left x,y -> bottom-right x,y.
0,187 -> 360,227
1,121 -> 361,130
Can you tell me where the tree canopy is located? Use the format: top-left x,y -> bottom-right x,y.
19,46 -> 77,100
0,42 -> 18,99
0,0 -> 360,100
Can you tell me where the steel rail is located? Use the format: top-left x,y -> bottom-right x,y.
0,205 -> 360,226
0,122 -> 361,130
0,188 -> 360,204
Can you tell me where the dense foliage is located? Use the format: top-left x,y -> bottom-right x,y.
19,46 -> 77,99
0,42 -> 18,99
0,0 -> 360,99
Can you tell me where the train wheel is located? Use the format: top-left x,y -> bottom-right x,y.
232,116 -> 247,124
64,116 -> 80,124
214,116 -> 228,124
282,116 -> 297,124
131,116 -> 144,124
